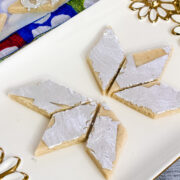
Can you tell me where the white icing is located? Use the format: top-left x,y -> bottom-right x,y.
115,84 -> 180,114
42,103 -> 97,148
0,0 -> 17,13
86,116 -> 119,170
9,80 -> 88,114
84,0 -> 99,8
20,0 -> 69,10
89,27 -> 125,90
115,52 -> 169,89
0,46 -> 18,59
21,0 -> 47,10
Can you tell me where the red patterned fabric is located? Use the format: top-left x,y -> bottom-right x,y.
0,33 -> 25,51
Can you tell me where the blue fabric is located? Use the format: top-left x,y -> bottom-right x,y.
17,4 -> 77,43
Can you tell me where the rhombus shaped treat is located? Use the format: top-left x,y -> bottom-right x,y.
8,80 -> 90,118
87,27 -> 125,95
113,83 -> 180,118
109,46 -> 172,94
35,102 -> 98,156
86,104 -> 127,180
9,80 -> 127,179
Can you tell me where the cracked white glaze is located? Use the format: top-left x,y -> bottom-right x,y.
42,103 -> 97,148
86,116 -> 119,170
9,80 -> 88,114
89,27 -> 125,90
115,47 -> 170,90
115,84 -> 180,114
21,0 -> 68,10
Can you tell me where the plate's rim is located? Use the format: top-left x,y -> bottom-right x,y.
153,155 -> 180,179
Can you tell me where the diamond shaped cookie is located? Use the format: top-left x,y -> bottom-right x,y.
35,102 -> 98,156
87,27 -> 125,95
109,46 -> 172,95
86,104 -> 127,179
113,83 -> 180,118
8,80 -> 90,118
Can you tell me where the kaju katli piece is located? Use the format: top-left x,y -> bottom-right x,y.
113,83 -> 180,118
86,104 -> 127,179
35,102 -> 99,156
109,46 -> 172,95
8,80 -> 90,118
87,27 -> 125,95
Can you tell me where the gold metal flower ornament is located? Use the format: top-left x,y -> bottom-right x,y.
0,147 -> 29,180
129,0 -> 180,35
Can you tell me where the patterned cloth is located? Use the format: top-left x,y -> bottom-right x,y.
156,158 -> 180,180
0,0 -> 99,61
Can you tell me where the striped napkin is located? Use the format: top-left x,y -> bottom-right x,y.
0,0 -> 99,61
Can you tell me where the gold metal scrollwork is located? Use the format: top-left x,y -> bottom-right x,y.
0,147 -> 29,180
129,0 -> 180,35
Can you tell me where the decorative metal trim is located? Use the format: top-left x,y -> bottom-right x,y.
0,147 -> 29,180
129,0 -> 180,36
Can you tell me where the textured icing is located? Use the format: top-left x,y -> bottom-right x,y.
86,116 -> 119,170
9,80 -> 88,114
42,103 -> 97,148
115,47 -> 170,89
89,27 -> 125,90
21,0 -> 69,10
115,84 -> 180,114
21,0 -> 47,10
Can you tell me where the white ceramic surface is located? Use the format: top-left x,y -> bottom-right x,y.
0,0 -> 180,179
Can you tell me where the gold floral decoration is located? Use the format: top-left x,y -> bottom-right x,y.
0,147 -> 29,180
129,0 -> 180,35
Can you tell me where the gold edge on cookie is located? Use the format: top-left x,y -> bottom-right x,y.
86,103 -> 127,179
35,102 -> 99,156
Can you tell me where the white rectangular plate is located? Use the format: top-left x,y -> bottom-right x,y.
0,0 -> 180,179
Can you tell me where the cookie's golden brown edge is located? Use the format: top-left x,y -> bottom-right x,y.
35,104 -> 100,156
108,47 -> 173,95
112,82 -> 180,119
8,94 -> 73,118
86,105 -> 127,180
